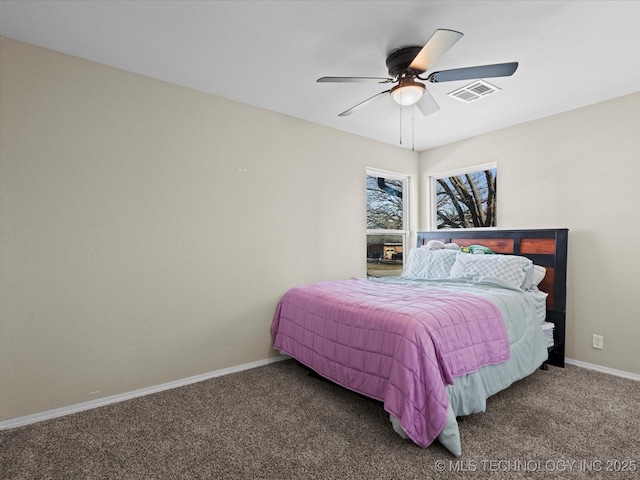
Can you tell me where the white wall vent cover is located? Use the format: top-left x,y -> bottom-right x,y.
447,80 -> 501,103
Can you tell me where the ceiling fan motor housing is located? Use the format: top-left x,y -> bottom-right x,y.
386,46 -> 423,77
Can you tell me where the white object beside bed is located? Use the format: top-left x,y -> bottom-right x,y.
542,321 -> 555,348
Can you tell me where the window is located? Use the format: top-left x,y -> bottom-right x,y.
366,169 -> 409,277
431,163 -> 497,230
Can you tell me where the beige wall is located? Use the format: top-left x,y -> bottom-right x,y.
3,35 -> 638,423
0,38 -> 419,421
419,92 -> 640,375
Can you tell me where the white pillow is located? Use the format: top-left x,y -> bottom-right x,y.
401,248 -> 457,279
521,264 -> 547,291
450,251 -> 533,289
532,265 -> 547,286
528,290 -> 549,323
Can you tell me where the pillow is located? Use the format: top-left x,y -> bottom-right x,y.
528,290 -> 549,323
401,248 -> 458,279
521,264 -> 547,291
532,265 -> 547,286
423,240 -> 445,250
450,251 -> 533,289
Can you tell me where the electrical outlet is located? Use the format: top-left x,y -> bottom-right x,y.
592,334 -> 604,350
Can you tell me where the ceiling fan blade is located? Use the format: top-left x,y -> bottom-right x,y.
427,62 -> 519,83
408,29 -> 464,73
415,89 -> 440,117
317,76 -> 392,83
338,90 -> 391,116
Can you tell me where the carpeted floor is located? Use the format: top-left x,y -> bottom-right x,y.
1,360 -> 638,479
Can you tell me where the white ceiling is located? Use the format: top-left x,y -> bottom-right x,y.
2,1 -> 640,151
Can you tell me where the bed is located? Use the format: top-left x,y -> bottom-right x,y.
271,229 -> 568,456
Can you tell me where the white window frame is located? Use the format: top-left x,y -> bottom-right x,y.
366,168 -> 410,266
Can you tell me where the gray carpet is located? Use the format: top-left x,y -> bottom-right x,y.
1,360 -> 638,479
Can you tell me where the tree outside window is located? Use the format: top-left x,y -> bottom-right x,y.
433,165 -> 497,229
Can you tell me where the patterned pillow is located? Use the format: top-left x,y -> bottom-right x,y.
450,251 -> 533,289
401,248 -> 457,279
528,289 -> 549,323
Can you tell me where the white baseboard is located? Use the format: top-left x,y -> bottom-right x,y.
4,355 -> 635,431
0,355 -> 291,431
565,357 -> 640,381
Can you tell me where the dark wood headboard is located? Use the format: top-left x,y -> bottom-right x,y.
417,229 -> 568,367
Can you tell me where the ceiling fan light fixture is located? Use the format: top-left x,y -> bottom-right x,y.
391,80 -> 425,106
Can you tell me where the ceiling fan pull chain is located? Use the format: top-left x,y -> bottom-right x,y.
399,106 -> 403,145
412,106 -> 415,152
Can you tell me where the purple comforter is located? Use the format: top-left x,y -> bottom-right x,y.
271,278 -> 510,448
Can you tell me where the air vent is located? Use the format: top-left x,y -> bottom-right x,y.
448,80 -> 501,103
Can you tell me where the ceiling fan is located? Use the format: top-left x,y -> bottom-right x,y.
317,29 -> 518,117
